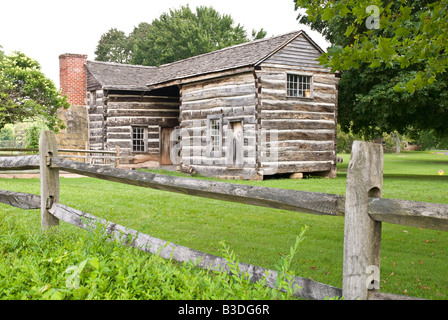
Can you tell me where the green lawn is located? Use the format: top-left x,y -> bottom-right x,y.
1,150 -> 447,300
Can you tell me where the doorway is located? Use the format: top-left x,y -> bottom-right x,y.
228,121 -> 244,168
160,127 -> 174,165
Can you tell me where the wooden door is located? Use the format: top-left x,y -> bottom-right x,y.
160,127 -> 174,165
228,121 -> 244,168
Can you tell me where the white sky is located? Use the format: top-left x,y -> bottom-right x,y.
0,0 -> 329,88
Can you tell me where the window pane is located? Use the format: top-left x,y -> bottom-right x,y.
132,127 -> 146,152
298,75 -> 312,98
209,119 -> 221,154
287,74 -> 299,97
287,74 -> 312,98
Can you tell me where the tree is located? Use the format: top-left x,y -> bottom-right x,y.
94,28 -> 132,64
0,51 -> 69,132
294,0 -> 448,138
95,5 -> 267,66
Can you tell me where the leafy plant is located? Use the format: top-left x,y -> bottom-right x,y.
274,226 -> 308,298
0,51 -> 69,132
95,5 -> 266,66
25,125 -> 42,149
0,209 -> 309,300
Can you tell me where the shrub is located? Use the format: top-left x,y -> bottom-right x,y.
0,211 -> 308,300
25,125 -> 41,149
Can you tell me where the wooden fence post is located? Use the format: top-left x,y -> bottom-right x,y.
343,141 -> 383,300
39,131 -> 60,231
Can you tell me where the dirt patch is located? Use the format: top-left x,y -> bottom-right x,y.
0,172 -> 85,179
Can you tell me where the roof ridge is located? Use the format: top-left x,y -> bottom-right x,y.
86,30 -> 303,72
157,30 -> 302,69
86,60 -> 158,69
85,30 -> 326,90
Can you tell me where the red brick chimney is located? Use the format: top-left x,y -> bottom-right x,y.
59,54 -> 88,105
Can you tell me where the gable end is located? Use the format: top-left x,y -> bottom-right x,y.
261,33 -> 324,69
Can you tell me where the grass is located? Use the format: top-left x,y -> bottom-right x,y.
0,150 -> 447,300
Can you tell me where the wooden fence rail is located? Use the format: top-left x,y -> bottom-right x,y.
0,146 -> 121,167
2,155 -> 446,231
1,131 -> 447,300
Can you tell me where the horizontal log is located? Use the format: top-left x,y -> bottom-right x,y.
182,84 -> 256,103
107,131 -> 161,141
368,291 -> 424,300
107,103 -> 180,110
0,155 -> 40,170
106,133 -> 131,140
261,88 -> 337,102
88,122 -> 104,130
262,100 -> 335,113
48,202 -> 342,300
3,156 -> 446,234
108,96 -> 179,103
59,149 -> 117,155
87,106 -> 104,114
262,161 -> 333,174
182,73 -> 254,92
269,140 -> 335,152
181,94 -> 257,111
276,151 -> 335,162
368,198 -> 448,232
312,91 -> 337,103
107,117 -> 179,127
277,130 -> 335,142
313,85 -> 337,94
312,74 -> 340,85
0,190 -> 41,210
50,157 -> 344,216
180,106 -> 256,121
108,110 -> 179,118
261,111 -> 335,121
261,119 -> 335,130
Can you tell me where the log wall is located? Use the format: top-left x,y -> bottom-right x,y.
87,89 -> 106,151
105,93 -> 180,164
86,90 -> 179,165
256,65 -> 339,175
179,72 -> 260,179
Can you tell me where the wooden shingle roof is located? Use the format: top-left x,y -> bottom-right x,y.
86,30 -> 323,91
85,61 -> 158,91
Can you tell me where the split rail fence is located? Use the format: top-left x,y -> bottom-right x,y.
1,131 -> 447,300
0,144 -> 121,167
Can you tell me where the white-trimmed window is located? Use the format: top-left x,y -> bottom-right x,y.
287,74 -> 312,98
132,127 -> 147,152
207,114 -> 222,157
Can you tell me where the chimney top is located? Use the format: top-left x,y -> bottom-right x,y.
59,54 -> 88,105
59,53 -> 88,59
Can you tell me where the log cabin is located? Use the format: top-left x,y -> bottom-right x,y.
61,30 -> 339,180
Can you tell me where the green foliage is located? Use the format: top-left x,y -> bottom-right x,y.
25,125 -> 42,149
95,5 -> 267,66
0,211 -> 307,300
0,126 -> 14,142
94,28 -> 132,64
412,130 -> 448,151
0,51 -> 69,132
1,152 -> 447,300
294,0 -> 448,138
337,65 -> 448,138
296,0 -> 448,92
337,125 -> 363,153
